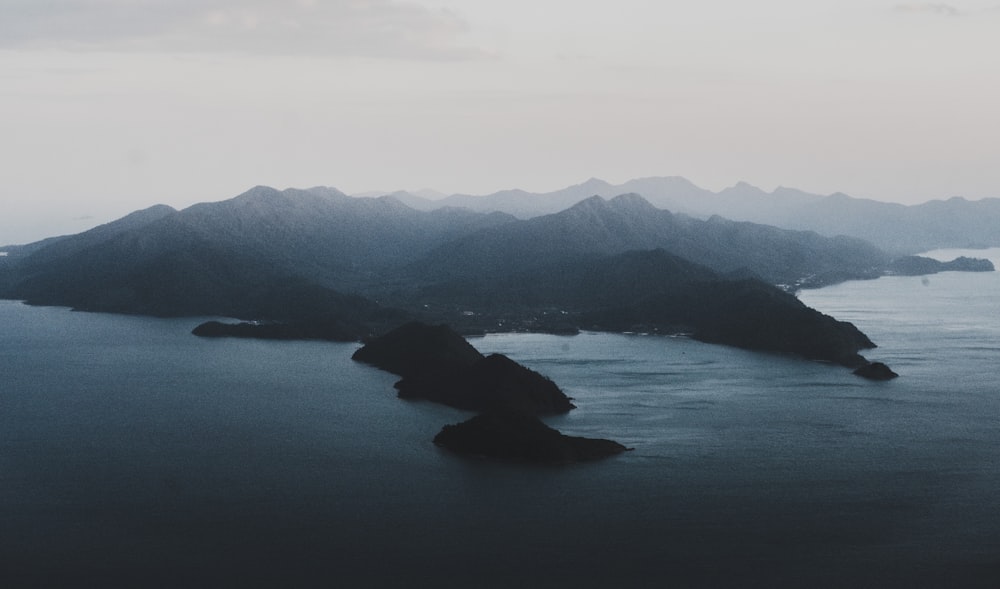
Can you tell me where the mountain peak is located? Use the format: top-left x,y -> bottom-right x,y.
567,194 -> 610,210
608,192 -> 658,212
239,185 -> 283,199
373,193 -> 416,212
565,177 -> 613,195
719,181 -> 766,196
559,193 -> 660,221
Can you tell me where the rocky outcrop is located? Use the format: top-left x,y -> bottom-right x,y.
433,411 -> 630,464
853,361 -> 899,381
352,322 -> 575,414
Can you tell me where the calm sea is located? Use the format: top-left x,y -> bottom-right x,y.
1,248 -> 998,588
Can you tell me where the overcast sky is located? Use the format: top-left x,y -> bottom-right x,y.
2,0 -> 999,244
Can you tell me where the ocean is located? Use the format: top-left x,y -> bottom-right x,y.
1,248 -> 998,587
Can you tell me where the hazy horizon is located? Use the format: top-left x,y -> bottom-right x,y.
0,176 -> 991,246
4,174 -> 998,247
3,1 -> 999,244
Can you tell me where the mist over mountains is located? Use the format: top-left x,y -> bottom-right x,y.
403,193 -> 887,290
371,176 -> 1000,255
1,180 -> 995,367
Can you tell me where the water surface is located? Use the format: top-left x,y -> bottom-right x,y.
1,249 -> 998,587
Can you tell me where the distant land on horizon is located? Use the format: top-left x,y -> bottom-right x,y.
353,176 -> 1000,255
4,175 -> 1000,254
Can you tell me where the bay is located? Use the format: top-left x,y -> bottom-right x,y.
1,249 -> 998,587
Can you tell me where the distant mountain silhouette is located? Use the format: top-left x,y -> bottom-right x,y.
405,193 -> 889,288
362,176 -> 1000,254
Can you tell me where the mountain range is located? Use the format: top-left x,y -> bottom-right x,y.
369,176 -> 1000,255
1,183 -> 994,368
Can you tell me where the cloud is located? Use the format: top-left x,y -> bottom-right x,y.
892,3 -> 962,16
0,0 -> 486,60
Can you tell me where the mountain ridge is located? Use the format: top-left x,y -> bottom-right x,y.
404,193 -> 890,289
2,185 -> 992,369
356,176 -> 1000,254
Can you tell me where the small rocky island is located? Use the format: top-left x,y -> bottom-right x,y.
853,361 -> 899,381
353,322 -> 628,464
352,321 -> 575,414
434,411 -> 629,464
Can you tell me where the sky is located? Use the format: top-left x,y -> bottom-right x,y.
2,0 -> 999,244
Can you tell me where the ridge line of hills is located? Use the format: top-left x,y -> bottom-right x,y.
0,184 -> 994,369
359,176 -> 1000,255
